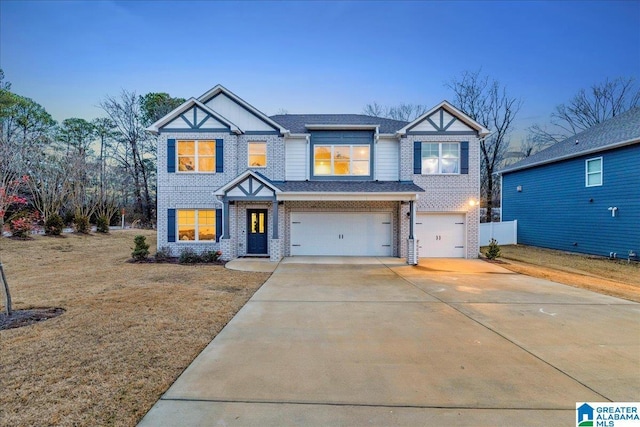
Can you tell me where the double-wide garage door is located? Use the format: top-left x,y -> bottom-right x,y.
290,212 -> 392,256
415,213 -> 466,258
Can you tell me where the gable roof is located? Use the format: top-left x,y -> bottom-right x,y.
270,114 -> 408,134
500,107 -> 640,174
215,170 -> 281,196
396,100 -> 491,137
146,98 -> 241,135
198,84 -> 287,134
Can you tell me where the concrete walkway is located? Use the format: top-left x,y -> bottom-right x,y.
139,258 -> 640,426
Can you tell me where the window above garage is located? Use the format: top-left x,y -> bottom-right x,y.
314,145 -> 370,176
310,130 -> 374,180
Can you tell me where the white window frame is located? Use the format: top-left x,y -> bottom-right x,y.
313,144 -> 370,176
420,142 -> 460,175
248,142 -> 267,168
177,140 -> 216,173
585,157 -> 603,187
176,209 -> 216,242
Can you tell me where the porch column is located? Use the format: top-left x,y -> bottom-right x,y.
272,199 -> 279,239
409,200 -> 414,240
223,197 -> 230,239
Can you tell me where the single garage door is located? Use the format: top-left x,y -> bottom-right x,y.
290,212 -> 392,256
415,213 -> 466,258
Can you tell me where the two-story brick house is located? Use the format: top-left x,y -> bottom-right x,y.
147,85 -> 489,264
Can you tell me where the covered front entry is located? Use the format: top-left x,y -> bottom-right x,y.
290,212 -> 392,256
247,209 -> 268,255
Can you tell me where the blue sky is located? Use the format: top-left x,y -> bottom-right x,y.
1,0 -> 639,143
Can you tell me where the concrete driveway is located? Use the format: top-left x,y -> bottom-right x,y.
139,258 -> 640,426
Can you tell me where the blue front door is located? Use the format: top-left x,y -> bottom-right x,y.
247,209 -> 268,254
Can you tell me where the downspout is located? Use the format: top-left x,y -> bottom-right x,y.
305,134 -> 310,180
373,126 -> 379,181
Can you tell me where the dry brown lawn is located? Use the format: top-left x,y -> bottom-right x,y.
0,230 -> 270,426
486,244 -> 640,302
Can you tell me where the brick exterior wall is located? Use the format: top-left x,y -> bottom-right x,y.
156,109 -> 481,262
157,131 -> 285,260
400,134 -> 481,258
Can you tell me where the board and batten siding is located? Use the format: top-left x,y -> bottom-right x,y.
501,144 -> 640,257
375,138 -> 399,180
204,93 -> 275,132
285,137 -> 307,180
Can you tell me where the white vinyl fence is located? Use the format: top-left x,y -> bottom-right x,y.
479,220 -> 517,246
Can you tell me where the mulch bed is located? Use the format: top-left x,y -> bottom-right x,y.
0,307 -> 65,330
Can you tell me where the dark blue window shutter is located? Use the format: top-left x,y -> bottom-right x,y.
413,141 -> 422,174
215,209 -> 222,242
167,139 -> 176,173
460,141 -> 469,174
215,139 -> 224,173
167,209 -> 176,242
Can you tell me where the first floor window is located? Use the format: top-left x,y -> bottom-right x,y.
421,142 -> 460,174
177,209 -> 216,241
248,142 -> 267,167
313,145 -> 370,176
178,140 -> 216,172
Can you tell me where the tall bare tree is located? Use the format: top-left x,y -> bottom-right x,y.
528,76 -> 640,149
100,90 -> 154,225
447,69 -> 522,222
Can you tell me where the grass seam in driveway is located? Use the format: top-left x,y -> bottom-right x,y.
158,396 -> 574,411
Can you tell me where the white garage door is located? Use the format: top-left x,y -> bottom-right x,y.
290,212 -> 392,256
415,213 -> 466,258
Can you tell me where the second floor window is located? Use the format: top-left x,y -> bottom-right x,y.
178,140 -> 216,172
420,142 -> 460,174
314,145 -> 370,176
586,157 -> 602,187
248,142 -> 267,167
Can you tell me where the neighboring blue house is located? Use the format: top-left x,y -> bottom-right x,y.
499,107 -> 640,258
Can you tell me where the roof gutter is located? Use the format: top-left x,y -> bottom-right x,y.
277,192 -> 419,202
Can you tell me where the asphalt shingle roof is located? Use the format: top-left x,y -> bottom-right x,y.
269,114 -> 409,134
271,180 -> 424,193
501,107 -> 640,174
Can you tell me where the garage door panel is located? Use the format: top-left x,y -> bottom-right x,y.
291,212 -> 392,256
416,213 -> 465,258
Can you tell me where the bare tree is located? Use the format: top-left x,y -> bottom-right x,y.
100,91 -> 154,225
528,76 -> 640,149
362,102 -> 430,121
25,152 -> 71,220
446,69 -> 522,222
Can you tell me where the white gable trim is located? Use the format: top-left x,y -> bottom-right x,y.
198,85 -> 288,134
146,98 -> 241,134
397,100 -> 490,137
215,170 -> 281,197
